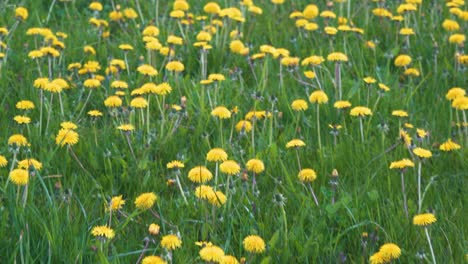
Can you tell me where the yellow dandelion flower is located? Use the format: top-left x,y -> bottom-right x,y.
91,225 -> 115,239
137,64 -> 158,76
165,61 -> 185,72
204,2 -> 221,14
14,115 -> 31,124
379,243 -> 401,261
394,54 -> 412,67
18,158 -> 42,171
334,100 -> 352,109
286,139 -> 306,148
108,195 -> 125,211
246,159 -> 264,174
55,129 -> 79,147
442,19 -> 459,31
142,256 -> 167,264
130,97 -> 148,108
303,4 -> 319,19
16,100 -> 35,110
83,78 -> 101,88
117,124 -> 135,132
148,223 -> 160,236
8,134 -> 29,147
298,168 -> 317,182
15,7 -> 29,21
291,99 -> 308,111
452,96 -> 468,110
61,121 -> 77,130
206,148 -> 228,162
220,255 -> 240,264
413,147 -> 432,159
111,80 -> 128,89
88,110 -> 103,117
211,106 -> 232,119
142,25 -> 160,36
446,87 -> 465,101
167,160 -> 185,169
369,252 -> 386,264
160,234 -> 182,250
439,139 -> 461,152
208,191 -> 227,207
9,169 -> 29,186
155,82 -> 172,96
392,110 -> 408,117
235,120 -> 252,133
0,155 -> 7,167
413,213 -> 437,226
89,2 -> 103,11
243,235 -> 266,253
104,96 -> 123,108
134,192 -> 157,210
350,106 -> 372,117
219,160 -> 241,175
188,166 -> 213,183
309,90 -> 328,104
389,159 -> 414,170
327,52 -> 348,62
195,185 -> 215,200
200,245 -> 225,262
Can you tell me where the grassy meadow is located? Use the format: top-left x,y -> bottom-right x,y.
0,0 -> 467,263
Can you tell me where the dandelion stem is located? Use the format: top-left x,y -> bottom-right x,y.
251,119 -> 256,155
317,104 -> 321,150
462,110 -> 467,137
425,227 -> 437,264
58,92 -> 64,116
295,149 -> 302,171
214,162 -> 219,191
45,93 -> 54,135
134,0 -> 145,25
359,117 -> 364,143
417,161 -> 422,213
335,62 -> 342,100
307,183 -> 319,207
219,119 -> 224,148
76,90 -> 93,120
175,174 -> 188,205
400,172 -> 409,219
125,133 -> 137,162
280,204 -> 288,245
135,238 -> 151,264
22,184 -> 28,208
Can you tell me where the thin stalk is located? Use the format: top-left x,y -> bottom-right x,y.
76,90 -> 93,119
400,172 -> 409,219
336,62 -> 342,100
295,149 -> 302,170
425,228 -> 437,264
125,133 -> 137,162
417,161 -> 422,213
58,92 -> 64,116
251,119 -> 256,155
45,93 -> 54,135
135,238 -> 150,264
22,184 -> 28,208
134,0 -> 145,25
359,117 -> 365,142
280,205 -> 288,245
219,120 -> 224,148
307,183 -> 319,207
176,174 -> 188,205
316,104 -> 321,149
214,162 -> 219,191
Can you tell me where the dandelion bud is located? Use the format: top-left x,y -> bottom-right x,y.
332,169 -> 339,178
148,223 -> 160,235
